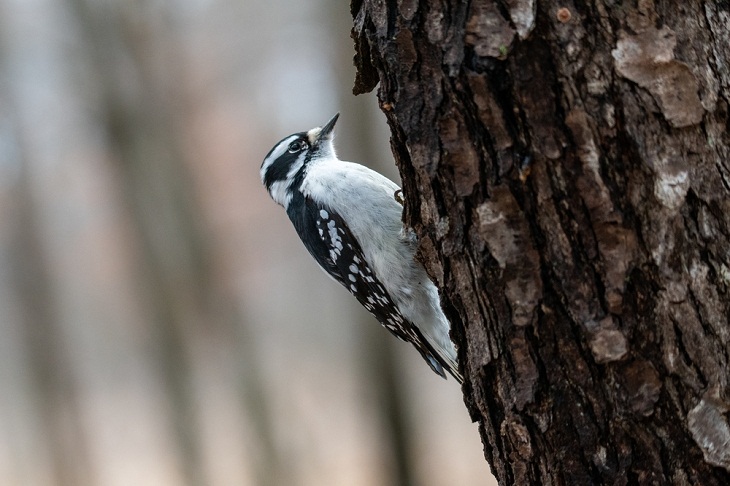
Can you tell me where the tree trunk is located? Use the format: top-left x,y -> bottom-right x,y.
351,1 -> 730,484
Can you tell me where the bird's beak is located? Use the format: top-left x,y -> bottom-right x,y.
316,113 -> 339,143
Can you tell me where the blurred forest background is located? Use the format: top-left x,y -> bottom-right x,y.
0,0 -> 493,485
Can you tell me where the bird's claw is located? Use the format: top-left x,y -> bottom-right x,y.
394,189 -> 404,205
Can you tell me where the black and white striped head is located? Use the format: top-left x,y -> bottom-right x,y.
260,113 -> 339,209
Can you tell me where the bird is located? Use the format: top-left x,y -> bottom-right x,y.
260,113 -> 461,383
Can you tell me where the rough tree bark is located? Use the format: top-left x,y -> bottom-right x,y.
351,1 -> 730,484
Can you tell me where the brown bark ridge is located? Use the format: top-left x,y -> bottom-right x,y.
351,1 -> 730,484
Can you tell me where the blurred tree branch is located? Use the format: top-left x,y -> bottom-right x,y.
66,1 -> 282,484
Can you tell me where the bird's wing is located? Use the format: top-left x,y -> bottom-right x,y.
286,193 -> 451,379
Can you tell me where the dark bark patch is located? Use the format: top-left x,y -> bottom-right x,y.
466,74 -> 513,152
502,418 -> 534,483
509,330 -> 538,410
620,359 -> 662,416
439,114 -> 480,196
351,20 -> 379,94
394,28 -> 418,72
566,108 -> 638,313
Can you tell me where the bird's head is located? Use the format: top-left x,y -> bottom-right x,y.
260,113 -> 339,208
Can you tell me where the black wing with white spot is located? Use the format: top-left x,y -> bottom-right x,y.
286,192 -> 448,378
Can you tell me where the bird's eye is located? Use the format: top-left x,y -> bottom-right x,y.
288,140 -> 305,153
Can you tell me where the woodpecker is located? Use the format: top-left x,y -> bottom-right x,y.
260,114 -> 461,382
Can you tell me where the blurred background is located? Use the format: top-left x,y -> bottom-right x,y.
0,0 -> 494,484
